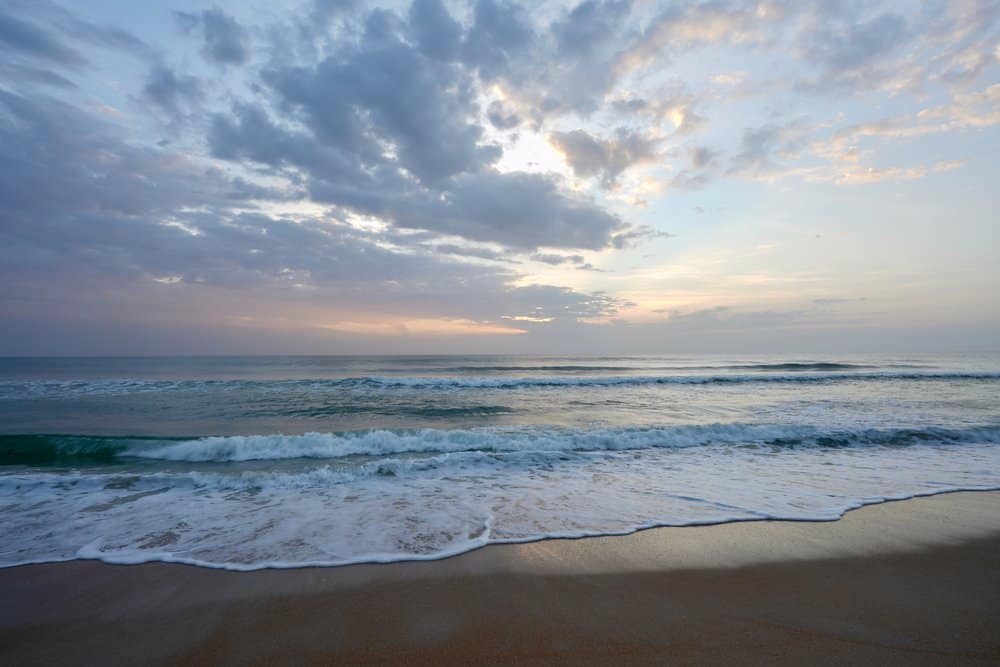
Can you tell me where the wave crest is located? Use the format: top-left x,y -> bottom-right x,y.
5,424 -> 1000,465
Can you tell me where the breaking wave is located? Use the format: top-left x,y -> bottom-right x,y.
4,423 -> 1000,466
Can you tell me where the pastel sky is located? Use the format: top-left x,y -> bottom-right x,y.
0,0 -> 997,354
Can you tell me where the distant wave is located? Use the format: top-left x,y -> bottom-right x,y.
440,362 -> 887,372
724,362 -> 876,371
1,370 -> 998,398
345,370 -> 992,389
244,404 -> 516,419
4,423 -> 999,466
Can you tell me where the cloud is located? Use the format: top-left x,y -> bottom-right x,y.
800,12 -> 909,76
143,63 -> 202,116
311,0 -> 361,26
198,5 -> 636,252
927,0 -> 1000,84
0,85 -> 623,351
531,252 -> 585,265
408,0 -> 463,61
612,83 -> 706,135
0,91 -> 262,228
25,0 -> 153,60
0,61 -> 76,88
486,99 -> 521,129
175,8 -> 251,65
550,127 -> 661,188
919,83 -> 1000,128
690,146 -> 719,169
431,243 -> 517,263
0,7 -> 85,66
611,224 -> 674,249
462,0 -> 638,119
0,0 -> 153,96
826,83 -> 1000,150
461,0 -> 535,79
1,0 -> 995,353
263,23 -> 500,184
728,120 -> 811,177
616,1 -> 783,75
552,0 -> 632,56
397,171 -> 626,250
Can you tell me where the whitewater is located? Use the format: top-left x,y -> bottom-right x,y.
1,354 -> 999,569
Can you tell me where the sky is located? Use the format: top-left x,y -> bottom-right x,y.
0,0 -> 997,355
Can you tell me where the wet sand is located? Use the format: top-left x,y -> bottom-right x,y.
2,491 -> 1000,666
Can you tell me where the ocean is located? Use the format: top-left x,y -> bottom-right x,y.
2,354 -> 999,570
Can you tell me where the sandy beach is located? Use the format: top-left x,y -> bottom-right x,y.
2,490 -> 999,666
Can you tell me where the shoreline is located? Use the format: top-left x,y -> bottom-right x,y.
2,485 -> 1000,573
3,491 -> 1000,665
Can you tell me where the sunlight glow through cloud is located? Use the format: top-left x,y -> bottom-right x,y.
0,0 -> 996,353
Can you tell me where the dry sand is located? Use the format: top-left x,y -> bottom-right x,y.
2,491 -> 1000,666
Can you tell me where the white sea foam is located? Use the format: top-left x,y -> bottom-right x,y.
2,437 -> 1000,570
125,423 -> 1000,462
132,424 -> 800,461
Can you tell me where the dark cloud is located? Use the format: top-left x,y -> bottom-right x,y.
495,285 -> 623,321
611,83 -> 705,135
433,0 -> 639,121
32,0 -> 152,60
0,8 -> 84,66
7,0 -> 985,355
611,224 -> 673,249
552,0 -> 632,56
175,8 -> 251,65
209,103 -> 373,187
408,0 -> 462,61
531,253 -> 585,265
667,170 -> 711,190
550,128 -> 660,188
729,123 -> 785,174
0,62 -> 76,88
0,85 -> 621,351
311,0 -> 361,26
143,63 -> 202,115
0,0 -> 153,80
396,171 -> 625,250
690,146 -> 719,169
0,91 -> 259,228
431,244 -> 517,263
799,11 -> 909,86
462,0 -> 535,78
487,99 -> 521,129
264,26 -> 499,184
174,11 -> 200,35
727,120 -> 809,177
198,6 -> 632,252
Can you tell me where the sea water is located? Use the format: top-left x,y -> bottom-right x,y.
1,354 -> 999,569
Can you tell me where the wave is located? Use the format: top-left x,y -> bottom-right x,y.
4,423 -> 999,465
0,434 -> 144,465
429,365 -> 641,372
244,404 -> 516,419
1,370 -> 997,398
441,362 -> 886,372
346,371 -> 997,388
725,362 -> 875,371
